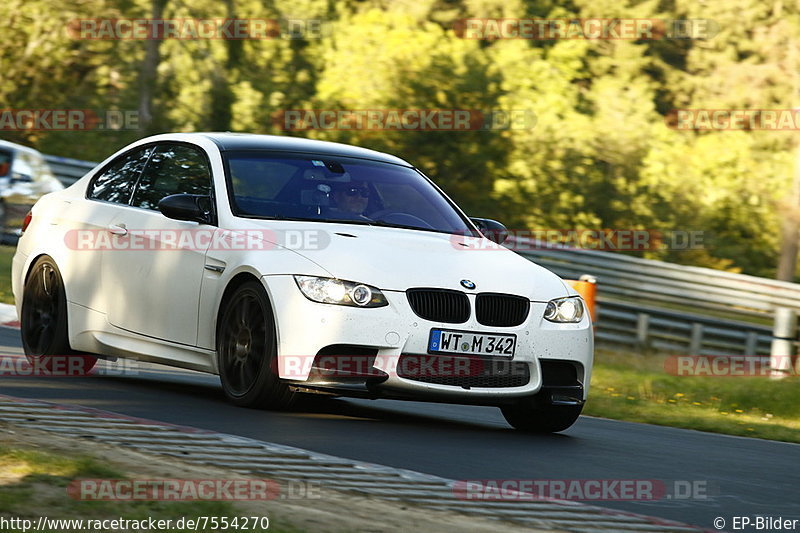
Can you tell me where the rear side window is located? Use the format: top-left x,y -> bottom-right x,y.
0,150 -> 11,177
131,144 -> 211,210
88,146 -> 153,204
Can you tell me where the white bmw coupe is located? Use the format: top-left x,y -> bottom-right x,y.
12,133 -> 593,432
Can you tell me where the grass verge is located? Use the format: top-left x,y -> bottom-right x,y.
0,424 -> 528,533
585,349 -> 800,443
0,445 -> 281,532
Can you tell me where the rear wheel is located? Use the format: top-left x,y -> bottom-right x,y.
217,281 -> 294,409
501,402 -> 583,433
21,256 -> 97,375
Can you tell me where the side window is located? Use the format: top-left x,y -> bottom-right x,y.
88,146 -> 153,204
131,144 -> 211,210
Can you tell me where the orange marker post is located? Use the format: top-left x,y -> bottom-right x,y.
566,275 -> 597,323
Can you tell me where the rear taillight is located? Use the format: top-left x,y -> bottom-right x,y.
21,211 -> 32,233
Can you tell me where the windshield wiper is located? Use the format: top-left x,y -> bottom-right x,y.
242,214 -> 455,234
297,217 -> 374,225
244,215 -> 375,226
369,219 -> 452,234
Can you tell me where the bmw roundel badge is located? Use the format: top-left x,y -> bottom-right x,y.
460,279 -> 476,290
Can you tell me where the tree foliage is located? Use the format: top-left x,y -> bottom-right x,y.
1,0 -> 797,277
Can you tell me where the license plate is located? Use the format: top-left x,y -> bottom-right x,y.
428,329 -> 516,358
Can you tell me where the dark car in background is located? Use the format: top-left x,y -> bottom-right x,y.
0,139 -> 64,242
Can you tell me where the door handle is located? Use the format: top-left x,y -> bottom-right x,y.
107,223 -> 127,236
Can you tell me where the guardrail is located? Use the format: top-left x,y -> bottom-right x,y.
595,299 -> 773,356
512,239 -> 792,356
43,154 -> 96,186
514,241 -> 800,319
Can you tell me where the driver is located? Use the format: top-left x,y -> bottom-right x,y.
331,181 -> 371,215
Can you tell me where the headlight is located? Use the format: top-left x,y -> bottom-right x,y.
544,297 -> 584,323
294,276 -> 388,308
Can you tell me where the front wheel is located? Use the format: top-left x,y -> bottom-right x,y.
21,256 -> 97,375
501,402 -> 583,433
217,281 -> 294,409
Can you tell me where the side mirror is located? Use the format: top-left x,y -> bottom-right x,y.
158,194 -> 213,224
470,217 -> 509,244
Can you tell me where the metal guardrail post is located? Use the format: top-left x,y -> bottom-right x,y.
636,313 -> 650,348
689,323 -> 704,354
770,307 -> 797,378
745,331 -> 758,355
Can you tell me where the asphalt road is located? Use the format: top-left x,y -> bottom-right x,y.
0,326 -> 797,530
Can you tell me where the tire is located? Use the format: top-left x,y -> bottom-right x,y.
20,256 -> 97,375
501,401 -> 583,433
217,280 -> 294,409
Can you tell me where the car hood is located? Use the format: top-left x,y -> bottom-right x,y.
232,220 -> 571,301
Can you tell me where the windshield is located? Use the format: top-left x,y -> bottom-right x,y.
223,151 -> 475,235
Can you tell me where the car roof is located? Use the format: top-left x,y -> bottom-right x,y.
193,133 -> 412,166
0,139 -> 43,156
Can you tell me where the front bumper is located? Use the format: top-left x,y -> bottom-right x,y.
262,275 -> 593,404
